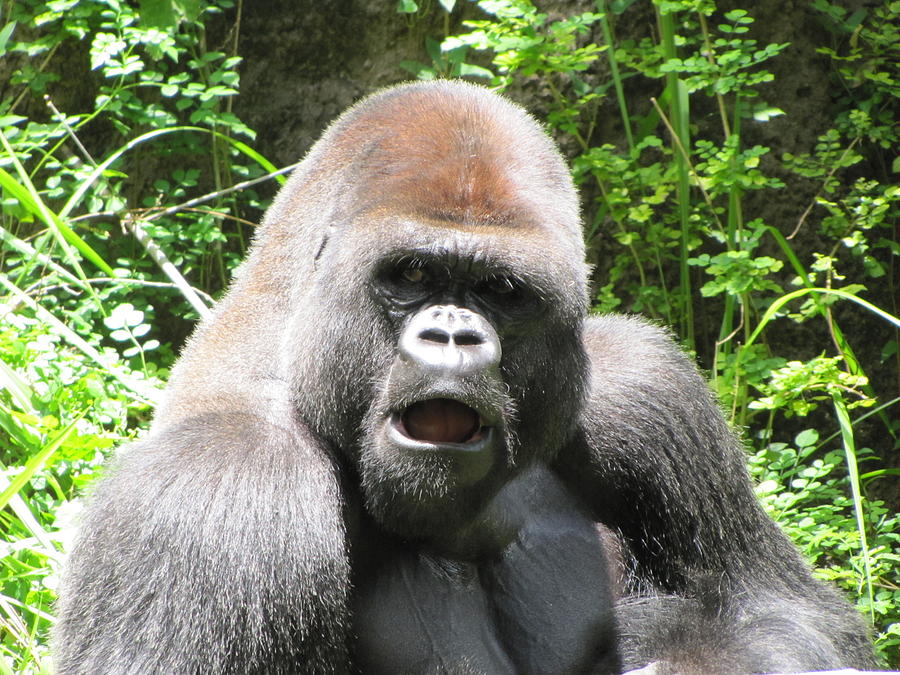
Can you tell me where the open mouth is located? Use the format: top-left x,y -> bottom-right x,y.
396,398 -> 488,445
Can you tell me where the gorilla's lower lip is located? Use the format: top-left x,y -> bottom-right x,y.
385,407 -> 497,485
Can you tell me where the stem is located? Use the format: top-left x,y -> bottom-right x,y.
594,180 -> 650,296
832,394 -> 875,624
697,11 -> 731,137
658,7 -> 694,350
597,1 -> 634,152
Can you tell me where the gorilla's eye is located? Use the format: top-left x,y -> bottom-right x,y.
474,275 -> 535,316
477,275 -> 520,300
401,267 -> 427,284
378,262 -> 435,305
485,276 -> 516,295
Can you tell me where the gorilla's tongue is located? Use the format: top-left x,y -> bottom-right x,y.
402,399 -> 480,444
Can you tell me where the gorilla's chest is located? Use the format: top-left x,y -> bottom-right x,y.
350,474 -> 618,674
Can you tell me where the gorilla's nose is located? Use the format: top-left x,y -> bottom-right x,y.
399,304 -> 501,377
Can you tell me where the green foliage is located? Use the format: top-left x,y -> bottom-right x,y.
690,249 -> 784,298
658,13 -> 789,97
751,430 -> 900,658
3,0 -> 268,305
750,356 -> 872,418
0,1 -> 279,670
0,304 -> 161,671
418,0 -> 900,665
812,0 -> 900,151
438,1 -> 607,140
444,2 -> 605,84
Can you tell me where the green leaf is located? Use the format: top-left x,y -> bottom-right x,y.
0,413 -> 86,512
139,0 -> 203,27
752,105 -> 785,122
459,63 -> 495,79
0,21 -> 16,55
795,429 -> 819,448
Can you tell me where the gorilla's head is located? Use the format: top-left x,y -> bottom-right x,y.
260,81 -> 589,543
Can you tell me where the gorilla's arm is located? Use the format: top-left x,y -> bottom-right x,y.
53,413 -> 350,674
555,314 -> 874,673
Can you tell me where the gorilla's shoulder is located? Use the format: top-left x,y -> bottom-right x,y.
584,314 -> 688,367
581,313 -> 714,414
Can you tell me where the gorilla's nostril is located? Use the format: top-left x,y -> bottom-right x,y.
419,328 -> 451,344
453,330 -> 483,346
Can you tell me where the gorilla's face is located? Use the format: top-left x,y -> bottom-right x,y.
342,219 -> 588,544
359,244 -> 529,541
287,83 -> 590,544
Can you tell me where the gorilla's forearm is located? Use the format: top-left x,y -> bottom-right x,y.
556,314 -> 875,671
53,414 -> 351,673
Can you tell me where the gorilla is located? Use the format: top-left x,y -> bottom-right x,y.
54,80 -> 874,674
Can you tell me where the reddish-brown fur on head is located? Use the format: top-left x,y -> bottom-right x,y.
271,80 -> 581,241
334,84 -> 572,232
